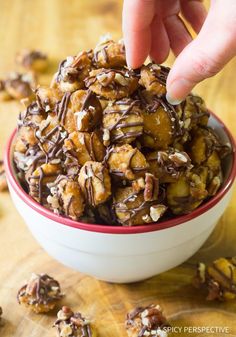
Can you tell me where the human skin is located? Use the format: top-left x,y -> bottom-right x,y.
122,0 -> 236,104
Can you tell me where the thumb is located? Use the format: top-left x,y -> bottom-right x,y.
166,0 -> 236,104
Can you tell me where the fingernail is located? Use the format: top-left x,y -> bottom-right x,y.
166,78 -> 190,105
166,93 -> 183,105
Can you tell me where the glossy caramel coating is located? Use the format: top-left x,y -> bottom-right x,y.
63,131 -> 105,166
28,162 -> 62,205
180,94 -> 209,131
193,257 -> 236,301
13,36 -> 229,226
53,51 -> 92,92
85,68 -> 139,100
59,89 -> 102,133
166,171 -> 208,214
15,101 -> 46,153
147,148 -> 192,183
17,273 -> 63,313
93,35 -> 126,68
78,161 -> 111,207
35,87 -> 64,112
139,63 -> 169,96
106,144 -> 148,180
47,176 -> 85,220
102,98 -> 143,145
54,306 -> 97,337
113,177 -> 166,226
139,93 -> 182,150
126,304 -> 169,337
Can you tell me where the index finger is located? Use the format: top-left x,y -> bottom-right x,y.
122,0 -> 156,68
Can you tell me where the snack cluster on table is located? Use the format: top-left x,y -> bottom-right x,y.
126,304 -> 169,337
0,49 -> 48,101
193,257 -> 236,301
17,273 -> 63,313
53,306 -> 96,337
13,35 -> 230,226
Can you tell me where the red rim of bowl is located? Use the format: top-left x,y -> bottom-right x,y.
4,112 -> 236,234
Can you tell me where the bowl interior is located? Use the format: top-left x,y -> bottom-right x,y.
6,112 -> 236,234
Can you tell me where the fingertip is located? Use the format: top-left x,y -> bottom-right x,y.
166,92 -> 183,105
124,30 -> 151,69
166,76 -> 192,102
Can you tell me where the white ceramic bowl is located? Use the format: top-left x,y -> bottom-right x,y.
4,113 -> 236,283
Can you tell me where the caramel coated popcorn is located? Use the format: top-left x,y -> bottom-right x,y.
126,304 -> 170,337
53,306 -> 96,337
13,36 -> 229,226
193,257 -> 236,301
17,273 -> 63,313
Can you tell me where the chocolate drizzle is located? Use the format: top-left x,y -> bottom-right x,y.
137,91 -> 183,139
199,125 -> 231,159
103,98 -> 144,142
56,92 -> 71,124
148,149 -> 191,180
93,44 -> 109,64
114,187 -> 165,226
17,273 -> 63,305
54,308 -> 92,337
83,162 -> 106,207
194,257 -> 236,301
126,304 -> 169,337
104,145 -> 148,178
85,68 -> 136,90
148,63 -> 170,86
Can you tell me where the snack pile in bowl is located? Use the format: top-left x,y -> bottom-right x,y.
13,36 -> 230,226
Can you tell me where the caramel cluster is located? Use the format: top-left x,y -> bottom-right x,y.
13,35 -> 229,226
193,257 -> 236,301
53,306 -> 96,337
17,273 -> 63,313
125,304 -> 169,337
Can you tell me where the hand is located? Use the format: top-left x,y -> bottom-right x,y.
122,0 -> 236,104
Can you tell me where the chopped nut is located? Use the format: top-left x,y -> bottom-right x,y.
103,128 -> 110,146
142,214 -> 152,223
132,177 -> 145,193
114,73 -> 128,86
150,205 -> 167,222
97,71 -> 115,86
144,173 -> 159,201
126,304 -> 170,337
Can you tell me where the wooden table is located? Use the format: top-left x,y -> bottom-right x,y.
0,1 -> 235,336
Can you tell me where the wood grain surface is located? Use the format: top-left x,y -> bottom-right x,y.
0,1 -> 236,336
